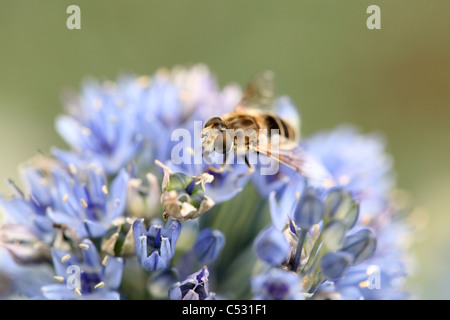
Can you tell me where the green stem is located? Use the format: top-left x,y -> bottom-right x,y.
292,227 -> 308,272
304,254 -> 322,292
308,273 -> 325,294
301,231 -> 323,274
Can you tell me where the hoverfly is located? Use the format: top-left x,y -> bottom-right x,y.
201,71 -> 330,181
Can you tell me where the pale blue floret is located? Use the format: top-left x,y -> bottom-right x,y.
133,218 -> 181,271
41,239 -> 124,300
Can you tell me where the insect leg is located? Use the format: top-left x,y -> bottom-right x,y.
238,155 -> 255,179
204,152 -> 228,174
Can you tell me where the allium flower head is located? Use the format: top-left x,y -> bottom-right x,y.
0,65 -> 415,301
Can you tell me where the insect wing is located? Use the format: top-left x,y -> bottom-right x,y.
252,140 -> 332,182
234,70 -> 276,112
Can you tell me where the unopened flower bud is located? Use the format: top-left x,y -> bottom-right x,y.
293,189 -> 323,228
320,251 -> 354,281
323,188 -> 352,222
193,228 -> 226,264
341,229 -> 377,265
254,226 -> 289,266
322,220 -> 347,252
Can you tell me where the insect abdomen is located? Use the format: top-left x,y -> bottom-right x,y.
262,114 -> 296,141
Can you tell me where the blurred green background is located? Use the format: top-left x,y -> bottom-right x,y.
0,1 -> 448,299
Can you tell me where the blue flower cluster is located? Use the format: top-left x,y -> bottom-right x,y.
0,65 -> 415,300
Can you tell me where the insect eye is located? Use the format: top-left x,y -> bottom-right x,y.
214,130 -> 234,154
217,122 -> 227,131
204,117 -> 222,128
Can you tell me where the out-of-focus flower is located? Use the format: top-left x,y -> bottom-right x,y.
251,268 -> 303,300
132,218 -> 181,271
169,266 -> 215,300
339,229 -> 377,265
54,78 -> 142,175
267,184 -> 376,294
192,228 -> 225,265
320,251 -> 355,281
325,204 -> 414,300
148,268 -> 180,299
0,248 -> 54,299
157,160 -> 215,221
268,173 -> 304,231
293,188 -> 324,229
41,239 -> 124,300
295,127 -> 412,299
304,125 -> 395,218
126,173 -> 161,220
0,164 -> 57,243
0,224 -> 51,264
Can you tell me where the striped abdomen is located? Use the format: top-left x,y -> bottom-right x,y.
259,112 -> 297,142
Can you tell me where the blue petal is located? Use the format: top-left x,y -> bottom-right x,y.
103,257 -> 124,290
55,115 -> 84,152
109,168 -> 130,219
87,168 -> 107,207
50,249 -> 78,277
254,226 -> 289,265
81,239 -> 102,271
132,219 -> 147,256
268,192 -> 285,231
159,236 -> 173,265
21,167 -> 52,208
182,289 -> 200,300
168,285 -> 182,300
136,235 -> 148,265
193,228 -> 225,264
0,197 -> 35,225
84,220 -> 107,238
46,208 -> 83,233
41,284 -> 79,300
97,291 -> 121,300
163,219 -> 182,255
142,251 -> 167,271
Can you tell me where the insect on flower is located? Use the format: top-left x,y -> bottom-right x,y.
201,71 -> 330,180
